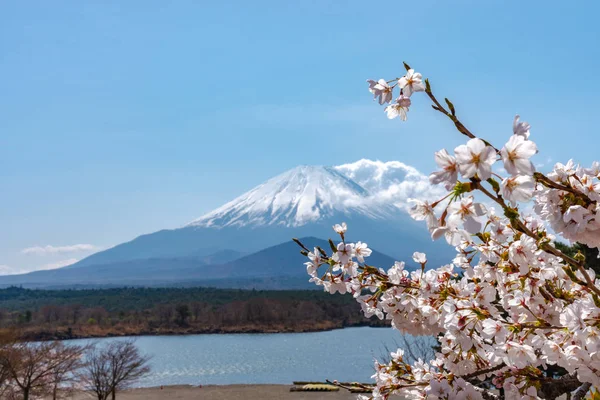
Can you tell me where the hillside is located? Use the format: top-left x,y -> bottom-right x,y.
0,237 -> 401,289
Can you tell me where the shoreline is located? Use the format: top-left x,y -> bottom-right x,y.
22,321 -> 390,342
66,384 -> 361,400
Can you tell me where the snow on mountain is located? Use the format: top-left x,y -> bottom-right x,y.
188,165 -> 399,228
189,160 -> 443,228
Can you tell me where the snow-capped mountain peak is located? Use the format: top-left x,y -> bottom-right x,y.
188,165 -> 397,228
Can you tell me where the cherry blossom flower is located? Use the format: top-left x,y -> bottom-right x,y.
454,138 -> 496,180
508,236 -> 537,267
500,135 -> 538,176
430,149 -> 459,190
408,199 -> 438,230
513,115 -> 531,139
446,197 -> 487,234
412,252 -> 427,264
367,79 -> 393,104
332,242 -> 354,265
504,342 -> 537,369
384,95 -> 411,120
305,247 -> 322,277
431,225 -> 470,246
398,69 -> 425,97
354,241 -> 372,262
333,222 -> 347,234
501,175 -> 535,204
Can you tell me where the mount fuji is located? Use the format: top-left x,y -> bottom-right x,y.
0,160 -> 452,288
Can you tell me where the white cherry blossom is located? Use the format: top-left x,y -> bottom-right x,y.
412,252 -> 427,264
454,138 -> 496,180
354,241 -> 372,262
446,197 -> 487,234
408,199 -> 438,230
367,79 -> 393,104
332,242 -> 354,265
430,149 -> 459,190
398,69 -> 425,97
333,222 -> 347,234
384,95 -> 411,120
500,135 -> 537,176
314,63 -> 600,400
513,115 -> 531,139
501,175 -> 535,204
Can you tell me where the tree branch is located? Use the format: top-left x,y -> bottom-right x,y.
572,383 -> 592,400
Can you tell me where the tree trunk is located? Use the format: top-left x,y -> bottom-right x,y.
112,388 -> 116,400
23,387 -> 29,400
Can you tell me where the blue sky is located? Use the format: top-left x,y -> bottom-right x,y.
1,1 -> 600,273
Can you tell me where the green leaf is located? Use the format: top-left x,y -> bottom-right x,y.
593,294 -> 600,308
445,98 -> 456,116
316,246 -> 327,257
292,237 -> 309,252
486,178 -> 500,194
329,239 -> 337,253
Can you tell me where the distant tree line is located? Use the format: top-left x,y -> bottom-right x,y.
0,287 -> 387,340
0,332 -> 150,399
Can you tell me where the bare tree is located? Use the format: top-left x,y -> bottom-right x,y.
0,330 -> 17,399
83,340 -> 151,400
378,334 -> 437,365
48,343 -> 87,400
83,345 -> 113,400
0,340 -> 85,400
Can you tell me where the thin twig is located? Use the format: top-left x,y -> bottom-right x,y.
460,363 -> 505,380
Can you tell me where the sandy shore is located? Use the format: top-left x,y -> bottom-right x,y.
68,384 -> 360,399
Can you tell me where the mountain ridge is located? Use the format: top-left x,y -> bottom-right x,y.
0,237 -> 401,289
1,159 -> 452,287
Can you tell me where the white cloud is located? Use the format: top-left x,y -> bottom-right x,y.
21,244 -> 99,255
38,258 -> 79,270
535,157 -> 554,170
0,265 -> 13,275
0,259 -> 79,276
334,159 -> 446,211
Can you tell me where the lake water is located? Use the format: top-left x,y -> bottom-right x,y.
65,327 -> 407,387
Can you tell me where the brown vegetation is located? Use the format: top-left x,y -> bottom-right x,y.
0,287 -> 388,341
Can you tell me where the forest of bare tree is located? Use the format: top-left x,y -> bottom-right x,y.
0,287 -> 387,340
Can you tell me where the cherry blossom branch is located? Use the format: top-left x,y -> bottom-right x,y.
474,179 -> 600,296
424,81 -> 498,152
423,81 -> 469,137
324,64 -> 600,400
422,71 -> 595,212
518,323 -> 565,330
572,382 -> 592,400
472,386 -> 501,400
533,172 -> 594,205
460,363 -> 506,380
325,380 -> 374,391
538,374 -> 585,400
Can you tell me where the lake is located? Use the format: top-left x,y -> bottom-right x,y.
65,327 -> 411,387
